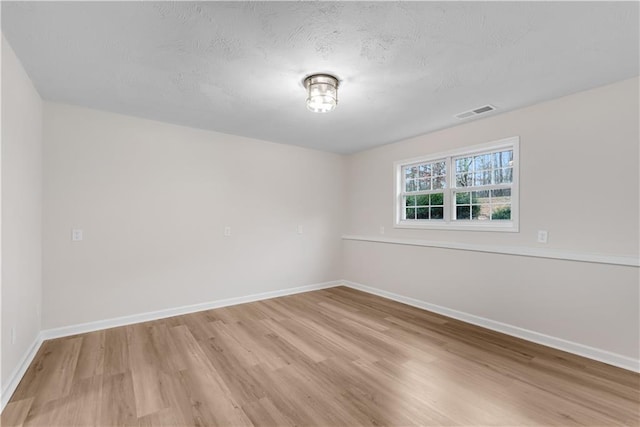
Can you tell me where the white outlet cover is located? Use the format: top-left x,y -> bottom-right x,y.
72,229 -> 83,241
537,230 -> 548,243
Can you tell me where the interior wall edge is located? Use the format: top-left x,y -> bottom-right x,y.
1,34 -> 44,404
341,280 -> 640,373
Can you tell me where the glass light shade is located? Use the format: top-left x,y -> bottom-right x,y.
304,74 -> 339,113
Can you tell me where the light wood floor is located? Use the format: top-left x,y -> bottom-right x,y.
2,287 -> 639,426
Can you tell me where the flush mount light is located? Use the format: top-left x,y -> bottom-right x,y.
303,74 -> 339,113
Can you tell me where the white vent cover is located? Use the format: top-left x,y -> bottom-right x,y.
455,105 -> 496,120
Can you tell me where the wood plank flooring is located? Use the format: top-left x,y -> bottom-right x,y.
2,286 -> 639,426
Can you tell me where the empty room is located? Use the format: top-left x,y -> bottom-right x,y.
1,1 -> 639,426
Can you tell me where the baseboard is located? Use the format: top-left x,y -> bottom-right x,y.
41,280 -> 342,340
1,334 -> 44,411
341,280 -> 640,373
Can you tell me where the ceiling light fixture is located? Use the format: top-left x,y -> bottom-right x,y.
304,74 -> 339,113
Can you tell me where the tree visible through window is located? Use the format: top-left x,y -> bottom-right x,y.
395,137 -> 519,231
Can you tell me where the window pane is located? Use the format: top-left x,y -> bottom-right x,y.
456,157 -> 472,173
416,195 -> 429,206
472,190 -> 490,203
474,154 -> 492,171
492,150 -> 513,168
430,207 -> 444,219
418,178 -> 430,191
430,193 -> 444,206
405,208 -> 416,219
473,172 -> 492,186
405,179 -> 416,192
418,164 -> 431,177
456,192 -> 471,204
456,173 -> 471,187
472,204 -> 489,220
456,206 -> 470,220
491,189 -> 511,205
416,208 -> 429,219
405,166 -> 418,179
433,161 -> 446,176
494,167 -> 513,184
491,204 -> 511,220
405,196 -> 416,207
432,176 -> 446,189
491,188 -> 511,198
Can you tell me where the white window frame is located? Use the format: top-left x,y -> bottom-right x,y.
394,136 -> 520,232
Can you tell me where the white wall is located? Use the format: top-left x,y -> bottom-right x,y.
343,77 -> 640,361
1,36 -> 43,390
42,103 -> 345,329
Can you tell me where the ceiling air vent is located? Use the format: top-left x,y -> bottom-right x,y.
455,105 -> 496,120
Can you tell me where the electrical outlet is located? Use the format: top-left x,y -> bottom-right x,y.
297,225 -> 303,234
72,229 -> 83,241
224,226 -> 231,237
11,326 -> 16,345
537,230 -> 548,243
379,226 -> 385,235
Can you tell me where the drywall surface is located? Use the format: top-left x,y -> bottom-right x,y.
42,103 -> 345,328
343,77 -> 640,359
1,36 -> 43,388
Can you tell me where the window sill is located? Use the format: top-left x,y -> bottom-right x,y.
394,220 -> 519,233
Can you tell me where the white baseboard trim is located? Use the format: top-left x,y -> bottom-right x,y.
341,280 -> 640,373
1,334 -> 44,411
41,280 -> 342,340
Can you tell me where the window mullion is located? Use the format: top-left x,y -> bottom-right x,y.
444,155 -> 452,223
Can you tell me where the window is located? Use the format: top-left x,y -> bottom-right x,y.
394,137 -> 519,231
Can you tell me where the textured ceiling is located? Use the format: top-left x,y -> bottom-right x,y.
2,1 -> 638,153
